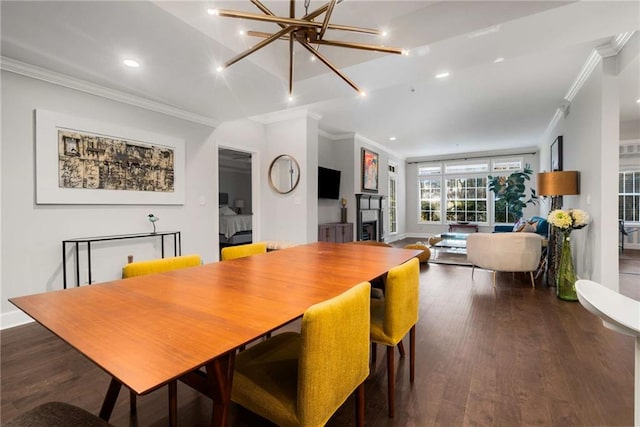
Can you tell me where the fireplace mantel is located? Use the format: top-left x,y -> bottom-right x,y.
356,194 -> 385,241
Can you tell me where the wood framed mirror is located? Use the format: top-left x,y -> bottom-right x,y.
268,154 -> 300,194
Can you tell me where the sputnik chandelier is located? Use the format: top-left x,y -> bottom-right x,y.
211,0 -> 406,97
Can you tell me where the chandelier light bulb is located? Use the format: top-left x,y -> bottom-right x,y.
207,8 -> 219,16
216,65 -> 224,73
123,59 -> 139,68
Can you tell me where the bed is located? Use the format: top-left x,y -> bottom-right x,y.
219,193 -> 253,245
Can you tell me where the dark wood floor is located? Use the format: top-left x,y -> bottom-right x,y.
2,248 -> 638,426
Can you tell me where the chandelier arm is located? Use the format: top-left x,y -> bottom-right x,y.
246,31 -> 402,55
216,9 -> 379,35
318,0 -> 337,40
314,39 -> 404,55
250,0 -> 285,29
247,30 -> 290,40
298,40 -> 361,93
289,0 -> 294,95
222,26 -> 295,69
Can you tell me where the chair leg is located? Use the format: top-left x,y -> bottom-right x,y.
129,390 -> 137,414
398,340 -> 406,358
371,342 -> 377,369
492,271 -> 497,288
386,345 -> 395,418
168,381 -> 177,427
471,265 -> 475,278
410,325 -> 416,382
355,382 -> 365,427
529,271 -> 535,287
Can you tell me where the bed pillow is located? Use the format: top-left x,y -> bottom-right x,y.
219,205 -> 237,216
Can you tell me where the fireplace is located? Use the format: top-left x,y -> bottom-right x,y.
362,221 -> 377,241
356,194 -> 385,241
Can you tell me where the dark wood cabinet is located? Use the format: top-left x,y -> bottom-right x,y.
318,223 -> 354,243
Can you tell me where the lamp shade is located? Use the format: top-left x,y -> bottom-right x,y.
537,171 -> 579,196
234,199 -> 245,208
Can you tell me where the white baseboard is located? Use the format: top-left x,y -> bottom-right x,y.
1,310 -> 34,330
622,243 -> 640,250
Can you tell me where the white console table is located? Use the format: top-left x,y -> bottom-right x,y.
576,279 -> 640,426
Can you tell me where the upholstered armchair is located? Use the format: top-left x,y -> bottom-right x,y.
467,233 -> 543,287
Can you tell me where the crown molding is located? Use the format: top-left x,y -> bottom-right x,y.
543,31 -> 634,144
0,56 -> 219,128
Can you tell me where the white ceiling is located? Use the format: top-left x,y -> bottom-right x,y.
1,1 -> 639,159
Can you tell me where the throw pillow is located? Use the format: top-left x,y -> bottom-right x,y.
219,205 -> 237,216
512,217 -> 527,232
521,222 -> 537,233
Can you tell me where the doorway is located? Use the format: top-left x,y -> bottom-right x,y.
218,148 -> 254,252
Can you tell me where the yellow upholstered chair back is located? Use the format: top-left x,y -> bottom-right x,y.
122,254 -> 201,278
220,242 -> 267,260
297,282 -> 371,426
382,257 -> 420,342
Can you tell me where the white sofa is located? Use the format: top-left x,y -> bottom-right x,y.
466,232 -> 543,288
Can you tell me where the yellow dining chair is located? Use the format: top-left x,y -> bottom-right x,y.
121,253 -> 201,418
122,254 -> 201,278
370,257 -> 420,417
220,242 -> 267,260
232,282 -> 371,427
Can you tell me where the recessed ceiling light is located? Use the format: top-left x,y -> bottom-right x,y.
216,65 -> 224,73
123,59 -> 139,68
239,29 -> 246,36
389,137 -> 396,141
207,8 -> 218,16
435,72 -> 450,79
636,98 -> 640,103
381,30 -> 389,38
359,91 -> 367,97
494,57 -> 505,63
310,56 -> 316,62
287,95 -> 294,103
401,49 -> 410,56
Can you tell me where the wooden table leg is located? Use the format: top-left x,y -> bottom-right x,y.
168,380 -> 177,427
99,377 -> 122,421
205,350 -> 236,427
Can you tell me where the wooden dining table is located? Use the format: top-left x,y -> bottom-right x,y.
10,242 -> 421,426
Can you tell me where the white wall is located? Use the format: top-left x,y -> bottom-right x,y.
219,169 -> 252,213
260,112 -> 319,244
546,55 -> 621,290
1,71 -> 218,327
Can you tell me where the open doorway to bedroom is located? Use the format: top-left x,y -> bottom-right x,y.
218,148 -> 254,254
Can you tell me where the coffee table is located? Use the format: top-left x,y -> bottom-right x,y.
431,232 -> 470,255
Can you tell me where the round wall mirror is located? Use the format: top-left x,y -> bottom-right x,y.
268,154 -> 300,194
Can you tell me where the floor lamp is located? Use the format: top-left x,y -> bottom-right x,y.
537,171 -> 580,286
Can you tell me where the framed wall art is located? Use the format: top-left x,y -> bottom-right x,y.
361,147 -> 379,193
35,109 -> 185,205
551,135 -> 563,171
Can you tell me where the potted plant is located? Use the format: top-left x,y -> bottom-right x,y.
488,164 -> 538,222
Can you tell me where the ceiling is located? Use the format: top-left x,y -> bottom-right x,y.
2,1 -> 639,159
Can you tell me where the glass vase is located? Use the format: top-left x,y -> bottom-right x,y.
556,234 -> 578,301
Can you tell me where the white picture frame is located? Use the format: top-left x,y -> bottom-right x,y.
35,109 -> 185,205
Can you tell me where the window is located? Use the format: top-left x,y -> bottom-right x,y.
416,157 -> 531,225
419,178 -> 441,222
619,171 -> 640,223
388,163 -> 398,234
445,177 -> 487,222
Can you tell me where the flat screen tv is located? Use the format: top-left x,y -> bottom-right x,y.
318,166 -> 341,199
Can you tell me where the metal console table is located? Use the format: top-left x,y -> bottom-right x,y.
62,231 -> 181,289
